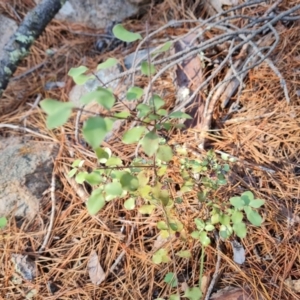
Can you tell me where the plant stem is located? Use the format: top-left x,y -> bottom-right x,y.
199,245 -> 205,290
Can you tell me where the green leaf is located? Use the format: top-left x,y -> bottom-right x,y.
95,147 -> 109,160
72,159 -> 84,168
97,58 -> 118,70
85,172 -> 102,185
104,182 -> 123,196
249,199 -> 265,208
137,103 -> 151,117
80,88 -> 115,110
184,287 -> 202,300
157,166 -> 167,176
199,231 -> 211,246
152,248 -> 169,264
120,172 -> 139,191
164,272 -> 178,288
68,168 -> 77,178
68,66 -> 88,78
124,198 -> 136,210
106,157 -> 123,166
40,99 -> 74,129
152,41 -> 172,55
126,86 -> 144,100
191,231 -> 200,239
150,94 -> 165,110
75,171 -> 88,184
114,111 -> 131,118
112,24 -> 142,42
230,196 -> 245,209
220,214 -> 230,226
122,126 -> 145,144
168,111 -> 192,119
169,295 -> 180,300
195,218 -> 205,230
197,191 -> 207,202
86,190 -> 106,215
241,191 -> 254,205
141,61 -> 156,76
138,204 -> 155,214
156,145 -> 173,162
233,222 -> 247,238
231,211 -> 244,224
211,213 -> 219,224
141,131 -> 159,157
157,221 -> 168,230
0,217 -> 7,229
244,207 -> 263,226
137,171 -> 149,187
68,66 -> 93,84
157,109 -> 167,116
219,224 -> 232,239
83,117 -> 113,148
176,250 -> 191,258
205,224 -> 215,231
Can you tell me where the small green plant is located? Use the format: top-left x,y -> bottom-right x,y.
0,216 -> 7,229
40,24 -> 265,300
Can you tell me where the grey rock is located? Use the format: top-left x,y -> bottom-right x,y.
0,137 -> 58,220
35,0 -> 150,30
0,15 -> 18,60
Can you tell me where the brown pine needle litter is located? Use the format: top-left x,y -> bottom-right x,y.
1,0 -> 300,299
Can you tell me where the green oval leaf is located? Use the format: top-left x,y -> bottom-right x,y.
233,222 -> 247,238
106,157 -> 123,166
83,117 -> 113,148
85,172 -> 102,185
150,94 -> 165,110
176,250 -> 191,258
141,131 -> 159,157
124,198 -> 135,210
40,99 -> 74,129
80,88 -> 115,110
112,24 -> 142,42
184,287 -> 202,300
157,145 -> 173,162
0,217 -> 7,229
105,182 -> 123,196
199,231 -> 210,246
164,272 -> 178,288
120,172 -> 139,191
68,66 -> 88,78
245,208 -> 263,226
249,199 -> 265,208
141,61 -> 156,76
152,248 -> 169,264
97,58 -> 118,70
241,191 -> 254,205
122,126 -> 145,144
138,204 -> 155,214
168,111 -> 192,119
87,190 -> 106,215
68,168 -> 78,178
75,171 -> 88,184
232,210 -> 244,224
229,196 -> 245,209
126,86 -> 144,100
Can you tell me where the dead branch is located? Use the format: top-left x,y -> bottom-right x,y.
0,0 -> 67,98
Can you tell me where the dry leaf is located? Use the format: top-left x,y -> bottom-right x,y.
201,274 -> 210,294
87,250 -> 106,285
230,240 -> 245,265
209,0 -> 239,13
11,253 -> 37,281
211,286 -> 255,300
285,278 -> 300,293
